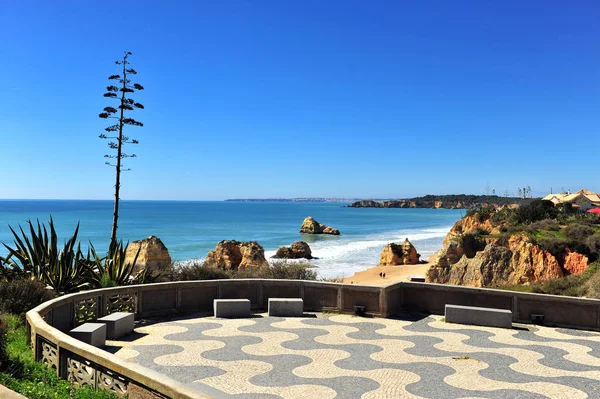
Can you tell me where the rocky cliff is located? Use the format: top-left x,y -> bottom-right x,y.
379,238 -> 420,266
125,236 -> 172,274
204,240 -> 268,269
427,211 -> 589,287
300,217 -> 340,235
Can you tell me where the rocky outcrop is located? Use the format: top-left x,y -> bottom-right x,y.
379,238 -> 420,266
300,217 -> 340,235
204,240 -> 268,270
272,241 -> 313,259
348,200 -> 383,208
125,236 -> 172,274
430,237 -> 464,267
563,249 -> 589,275
427,234 -> 564,287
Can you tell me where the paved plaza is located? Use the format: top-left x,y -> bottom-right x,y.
110,312 -> 600,398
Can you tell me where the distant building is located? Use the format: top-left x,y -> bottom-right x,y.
543,189 -> 600,211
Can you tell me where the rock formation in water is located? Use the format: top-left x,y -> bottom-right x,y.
272,241 -> 313,259
379,238 -> 420,266
125,236 -> 172,274
204,240 -> 268,270
299,216 -> 340,235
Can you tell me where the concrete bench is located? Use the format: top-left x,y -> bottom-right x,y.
213,299 -> 251,318
97,312 -> 134,339
70,323 -> 106,347
408,275 -> 426,282
445,304 -> 512,329
268,298 -> 304,317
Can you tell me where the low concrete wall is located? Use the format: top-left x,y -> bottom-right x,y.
27,278 -> 600,398
384,281 -> 600,330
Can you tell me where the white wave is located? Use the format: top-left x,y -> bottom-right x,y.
308,226 -> 451,260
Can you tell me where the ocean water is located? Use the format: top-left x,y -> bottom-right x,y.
0,200 -> 463,278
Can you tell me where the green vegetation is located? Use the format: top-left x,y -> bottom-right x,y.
0,219 -> 160,295
415,194 -> 530,207
0,279 -> 55,316
173,260 -> 318,281
0,315 -> 116,399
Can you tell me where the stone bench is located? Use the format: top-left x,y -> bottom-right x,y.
70,323 -> 106,347
97,312 -> 135,339
408,275 -> 426,282
268,298 -> 304,317
213,299 -> 251,318
445,304 -> 512,329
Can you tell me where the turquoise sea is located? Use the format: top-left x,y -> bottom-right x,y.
0,201 -> 463,278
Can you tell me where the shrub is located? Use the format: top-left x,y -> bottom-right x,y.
473,227 -> 490,236
531,274 -> 586,297
524,219 -> 561,232
172,262 -> 231,281
172,260 -> 317,281
264,260 -> 317,280
0,279 -> 55,316
535,236 -> 570,259
564,224 -> 595,241
514,200 -> 557,225
586,233 -> 600,257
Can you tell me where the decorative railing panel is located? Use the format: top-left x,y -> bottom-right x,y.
67,352 -> 129,397
75,297 -> 99,325
106,293 -> 136,315
39,337 -> 58,370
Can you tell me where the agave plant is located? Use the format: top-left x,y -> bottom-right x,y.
2,218 -> 92,294
87,240 -> 161,287
0,253 -> 26,281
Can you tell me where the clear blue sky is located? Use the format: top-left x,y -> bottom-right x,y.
1,1 -> 598,200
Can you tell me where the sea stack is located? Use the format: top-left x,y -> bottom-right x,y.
299,216 -> 340,235
379,238 -> 420,266
204,240 -> 268,270
272,241 -> 313,259
125,236 -> 172,274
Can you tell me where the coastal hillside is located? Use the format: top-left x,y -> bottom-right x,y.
349,194 -> 530,209
427,200 -> 600,297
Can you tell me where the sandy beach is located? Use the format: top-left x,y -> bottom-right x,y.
342,262 -> 431,286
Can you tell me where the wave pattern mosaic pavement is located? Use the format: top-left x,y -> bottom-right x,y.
110,313 -> 600,398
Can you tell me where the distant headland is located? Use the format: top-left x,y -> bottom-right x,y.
225,195 -> 532,209
348,194 -> 531,209
224,198 -> 358,203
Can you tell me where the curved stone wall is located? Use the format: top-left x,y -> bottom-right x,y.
26,279 -> 600,398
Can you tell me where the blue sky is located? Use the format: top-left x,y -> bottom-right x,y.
0,1 -> 598,200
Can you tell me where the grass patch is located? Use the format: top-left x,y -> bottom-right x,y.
0,315 -> 116,399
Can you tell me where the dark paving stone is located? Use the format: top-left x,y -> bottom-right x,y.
128,344 -> 226,383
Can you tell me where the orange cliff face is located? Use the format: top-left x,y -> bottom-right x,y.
426,207 -> 592,287
563,249 -> 589,275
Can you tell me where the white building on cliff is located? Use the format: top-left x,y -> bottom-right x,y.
543,189 -> 600,211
